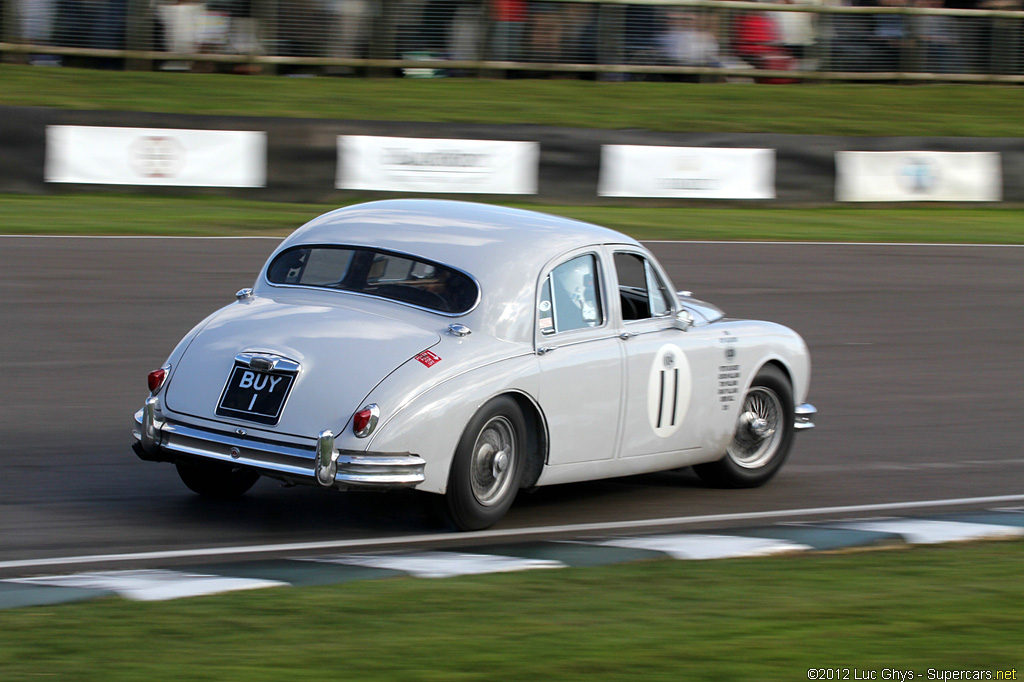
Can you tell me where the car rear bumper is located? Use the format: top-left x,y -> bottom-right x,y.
133,397 -> 425,489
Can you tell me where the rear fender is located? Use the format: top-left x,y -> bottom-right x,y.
365,355 -> 541,494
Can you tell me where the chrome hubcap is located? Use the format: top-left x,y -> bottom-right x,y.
728,387 -> 783,469
493,451 -> 509,478
470,416 -> 516,506
743,413 -> 775,440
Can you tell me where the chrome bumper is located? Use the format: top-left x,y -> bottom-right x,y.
133,397 -> 425,489
795,403 -> 816,430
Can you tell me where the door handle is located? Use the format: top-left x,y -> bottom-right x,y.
619,331 -> 637,340
537,347 -> 557,355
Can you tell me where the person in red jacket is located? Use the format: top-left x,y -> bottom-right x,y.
491,0 -> 527,61
733,9 -> 793,70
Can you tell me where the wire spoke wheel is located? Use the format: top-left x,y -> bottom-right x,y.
728,386 -> 784,469
469,415 -> 517,506
693,364 -> 795,489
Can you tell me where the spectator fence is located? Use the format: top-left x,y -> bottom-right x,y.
2,0 -> 1023,82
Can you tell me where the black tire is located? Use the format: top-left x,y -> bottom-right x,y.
175,460 -> 260,499
445,396 -> 526,531
693,365 -> 795,488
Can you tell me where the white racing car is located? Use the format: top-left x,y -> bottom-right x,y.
134,200 -> 815,530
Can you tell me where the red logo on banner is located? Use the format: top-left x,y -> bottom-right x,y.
415,350 -> 441,368
130,136 -> 186,178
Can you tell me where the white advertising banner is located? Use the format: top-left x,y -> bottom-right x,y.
45,126 -> 266,187
337,136 -> 539,194
599,145 -> 775,199
836,151 -> 1002,202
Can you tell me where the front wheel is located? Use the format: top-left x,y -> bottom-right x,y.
175,460 -> 260,499
694,365 -> 795,488
445,396 -> 526,531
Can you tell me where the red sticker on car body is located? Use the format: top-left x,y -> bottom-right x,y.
415,350 -> 441,367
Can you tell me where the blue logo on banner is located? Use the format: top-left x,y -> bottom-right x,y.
900,157 -> 938,194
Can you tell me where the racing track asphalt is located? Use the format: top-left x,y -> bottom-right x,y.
2,236 -> 1023,571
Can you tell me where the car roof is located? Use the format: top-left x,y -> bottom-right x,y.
263,200 -> 647,342
274,199 -> 641,276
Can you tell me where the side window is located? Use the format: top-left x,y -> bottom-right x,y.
540,254 -> 603,334
614,252 -> 673,321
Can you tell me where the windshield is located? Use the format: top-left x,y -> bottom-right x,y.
267,246 -> 479,314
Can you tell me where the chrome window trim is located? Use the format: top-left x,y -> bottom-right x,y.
263,243 -> 482,317
611,247 -> 680,326
643,260 -> 674,318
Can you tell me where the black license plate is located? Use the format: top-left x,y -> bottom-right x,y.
216,365 -> 295,425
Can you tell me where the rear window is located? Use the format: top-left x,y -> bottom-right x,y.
267,246 -> 479,314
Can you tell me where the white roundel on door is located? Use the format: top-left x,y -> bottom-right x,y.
647,344 -> 692,438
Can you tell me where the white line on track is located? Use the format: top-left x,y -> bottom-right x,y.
2,494 -> 1023,572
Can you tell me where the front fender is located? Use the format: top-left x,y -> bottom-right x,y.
730,321 -> 813,412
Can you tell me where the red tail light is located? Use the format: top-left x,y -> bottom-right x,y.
353,404 -> 380,438
148,367 -> 167,394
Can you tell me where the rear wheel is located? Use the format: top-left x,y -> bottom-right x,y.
175,460 -> 260,499
694,365 -> 794,488
445,396 -> 526,531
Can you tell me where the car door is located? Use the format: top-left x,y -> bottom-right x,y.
611,248 -> 717,458
535,250 -> 624,466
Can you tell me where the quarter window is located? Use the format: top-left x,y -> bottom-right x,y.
539,254 -> 603,334
614,252 -> 673,321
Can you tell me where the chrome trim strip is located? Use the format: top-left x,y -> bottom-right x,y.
164,422 -> 314,458
795,403 -> 817,430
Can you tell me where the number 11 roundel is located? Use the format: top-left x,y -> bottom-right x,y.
647,344 -> 692,438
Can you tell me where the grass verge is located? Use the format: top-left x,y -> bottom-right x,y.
2,540 -> 1023,681
3,193 -> 1024,243
3,65 -> 1024,137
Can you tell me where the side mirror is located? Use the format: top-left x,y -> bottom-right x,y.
674,309 -> 695,331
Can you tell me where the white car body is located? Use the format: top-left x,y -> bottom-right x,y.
134,199 -> 814,530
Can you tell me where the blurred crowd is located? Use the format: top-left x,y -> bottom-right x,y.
4,0 -> 1023,76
